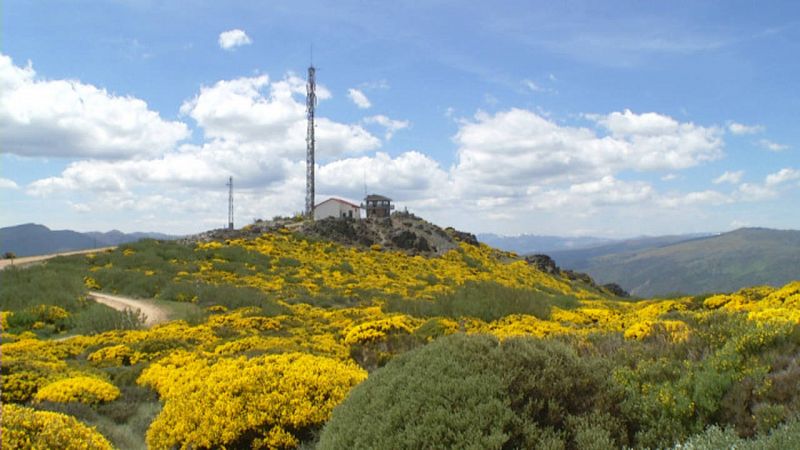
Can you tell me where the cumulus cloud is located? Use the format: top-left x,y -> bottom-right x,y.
218,29 -> 252,50
27,70 -> 382,213
765,168 -> 800,186
452,108 -> 723,196
736,183 -> 776,201
364,115 -> 409,140
180,75 -> 377,157
728,122 -> 764,135
0,53 -> 189,159
758,139 -> 789,152
729,168 -> 799,202
347,88 -> 371,109
531,176 -> 654,210
318,151 -> 446,201
713,170 -> 744,184
0,177 -> 19,189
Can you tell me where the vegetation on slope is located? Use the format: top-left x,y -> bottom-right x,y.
1,227 -> 799,449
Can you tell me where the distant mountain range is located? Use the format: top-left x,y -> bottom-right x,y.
477,233 -> 617,254
547,228 -> 800,297
0,223 -> 177,257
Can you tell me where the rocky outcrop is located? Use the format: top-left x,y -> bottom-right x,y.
601,283 -> 629,298
524,254 -> 560,275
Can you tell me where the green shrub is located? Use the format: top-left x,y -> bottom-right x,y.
320,334 -> 627,450
679,417 -> 800,449
319,334 -> 513,450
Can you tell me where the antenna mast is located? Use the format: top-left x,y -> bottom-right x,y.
305,63 -> 316,218
227,176 -> 234,230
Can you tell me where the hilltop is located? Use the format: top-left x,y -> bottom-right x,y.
190,212 -> 479,257
550,228 -> 800,297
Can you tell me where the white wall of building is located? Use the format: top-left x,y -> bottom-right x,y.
314,198 -> 361,220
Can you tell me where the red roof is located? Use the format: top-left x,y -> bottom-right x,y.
315,197 -> 361,209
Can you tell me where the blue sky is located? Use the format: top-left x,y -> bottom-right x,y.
1,1 -> 798,236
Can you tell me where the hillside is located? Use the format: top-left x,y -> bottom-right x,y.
551,228 -> 800,297
2,220 -> 800,449
0,223 -> 175,257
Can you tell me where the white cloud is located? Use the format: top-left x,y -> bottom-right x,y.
0,53 -> 189,159
218,29 -> 252,50
347,88 -> 371,109
523,79 -> 545,92
737,183 -> 776,201
728,122 -> 764,135
658,190 -> 730,208
452,108 -> 723,196
713,170 -> 744,184
180,75 -> 377,157
661,173 -> 678,181
364,115 -> 410,140
758,139 -> 789,152
0,177 -> 19,189
318,151 -> 446,201
765,168 -> 800,186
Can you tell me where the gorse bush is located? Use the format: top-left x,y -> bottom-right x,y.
1,403 -> 113,450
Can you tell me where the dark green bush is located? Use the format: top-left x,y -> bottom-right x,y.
320,334 -> 627,450
320,334 -> 513,450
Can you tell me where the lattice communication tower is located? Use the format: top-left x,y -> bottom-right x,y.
305,65 -> 317,217
227,176 -> 234,230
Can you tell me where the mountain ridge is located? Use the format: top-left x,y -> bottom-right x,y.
0,223 -> 177,257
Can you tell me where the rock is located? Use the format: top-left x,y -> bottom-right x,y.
445,227 -> 479,246
525,254 -> 560,274
602,283 -> 629,298
562,269 -> 595,285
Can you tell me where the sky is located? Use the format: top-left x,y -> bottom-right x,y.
1,1 -> 799,237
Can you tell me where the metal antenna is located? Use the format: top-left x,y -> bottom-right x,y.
305,61 -> 317,218
227,176 -> 234,230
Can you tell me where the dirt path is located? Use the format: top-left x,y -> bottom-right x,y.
0,247 -> 116,271
87,292 -> 169,327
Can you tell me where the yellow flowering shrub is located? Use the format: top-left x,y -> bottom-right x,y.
87,344 -> 135,366
1,403 -> 113,450
1,310 -> 11,329
84,275 -> 102,290
139,352 -> 367,449
34,376 -> 120,404
484,314 -> 569,339
343,315 -> 417,345
623,320 -> 690,342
